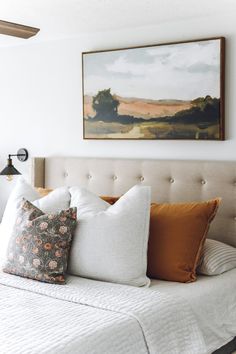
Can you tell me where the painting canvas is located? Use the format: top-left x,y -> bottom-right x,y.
82,37 -> 225,140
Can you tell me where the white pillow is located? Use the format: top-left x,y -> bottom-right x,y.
198,239 -> 236,275
0,178 -> 71,262
69,185 -> 151,287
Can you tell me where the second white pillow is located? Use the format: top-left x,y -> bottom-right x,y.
69,184 -> 151,287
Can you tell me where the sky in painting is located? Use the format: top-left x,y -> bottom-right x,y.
83,39 -> 221,101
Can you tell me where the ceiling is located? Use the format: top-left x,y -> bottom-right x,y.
0,0 -> 234,47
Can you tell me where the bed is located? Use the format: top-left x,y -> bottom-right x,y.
0,157 -> 235,354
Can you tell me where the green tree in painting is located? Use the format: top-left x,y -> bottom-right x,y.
92,88 -> 120,121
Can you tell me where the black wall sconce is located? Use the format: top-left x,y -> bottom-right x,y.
0,148 -> 28,181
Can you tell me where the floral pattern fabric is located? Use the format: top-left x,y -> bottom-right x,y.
3,199 -> 77,284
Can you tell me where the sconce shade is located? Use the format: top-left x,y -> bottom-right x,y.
0,148 -> 28,181
0,158 -> 21,176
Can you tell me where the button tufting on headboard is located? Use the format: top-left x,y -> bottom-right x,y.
31,157 -> 236,247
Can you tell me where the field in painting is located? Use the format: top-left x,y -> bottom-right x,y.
84,120 -> 219,139
84,95 -> 192,120
84,92 -> 220,140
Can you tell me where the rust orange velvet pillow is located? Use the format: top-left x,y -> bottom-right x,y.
101,196 -> 220,283
101,196 -> 119,205
147,199 -> 220,282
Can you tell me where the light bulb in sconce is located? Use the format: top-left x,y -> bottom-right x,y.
0,148 -> 28,182
6,175 -> 13,182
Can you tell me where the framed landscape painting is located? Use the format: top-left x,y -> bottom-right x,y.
82,37 -> 225,140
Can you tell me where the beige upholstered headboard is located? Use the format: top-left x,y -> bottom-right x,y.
32,157 -> 236,247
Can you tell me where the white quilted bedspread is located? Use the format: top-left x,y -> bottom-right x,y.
0,272 -> 207,354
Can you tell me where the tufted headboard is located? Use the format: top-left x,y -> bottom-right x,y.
32,157 -> 236,247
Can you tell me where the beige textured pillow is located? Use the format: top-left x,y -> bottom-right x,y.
69,185 -> 151,287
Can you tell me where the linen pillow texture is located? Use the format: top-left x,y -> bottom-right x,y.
3,199 -> 77,284
198,239 -> 236,275
147,199 -> 220,282
0,178 -> 70,262
69,185 -> 151,287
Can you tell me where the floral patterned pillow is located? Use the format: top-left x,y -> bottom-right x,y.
3,199 -> 77,284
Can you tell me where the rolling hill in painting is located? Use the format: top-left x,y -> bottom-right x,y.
84,91 -> 220,140
84,95 -> 192,120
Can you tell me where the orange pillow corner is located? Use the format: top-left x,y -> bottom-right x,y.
35,187 -> 53,198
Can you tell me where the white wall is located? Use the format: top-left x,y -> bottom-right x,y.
0,10 -> 235,216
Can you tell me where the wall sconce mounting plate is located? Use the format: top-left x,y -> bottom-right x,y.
17,148 -> 28,162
